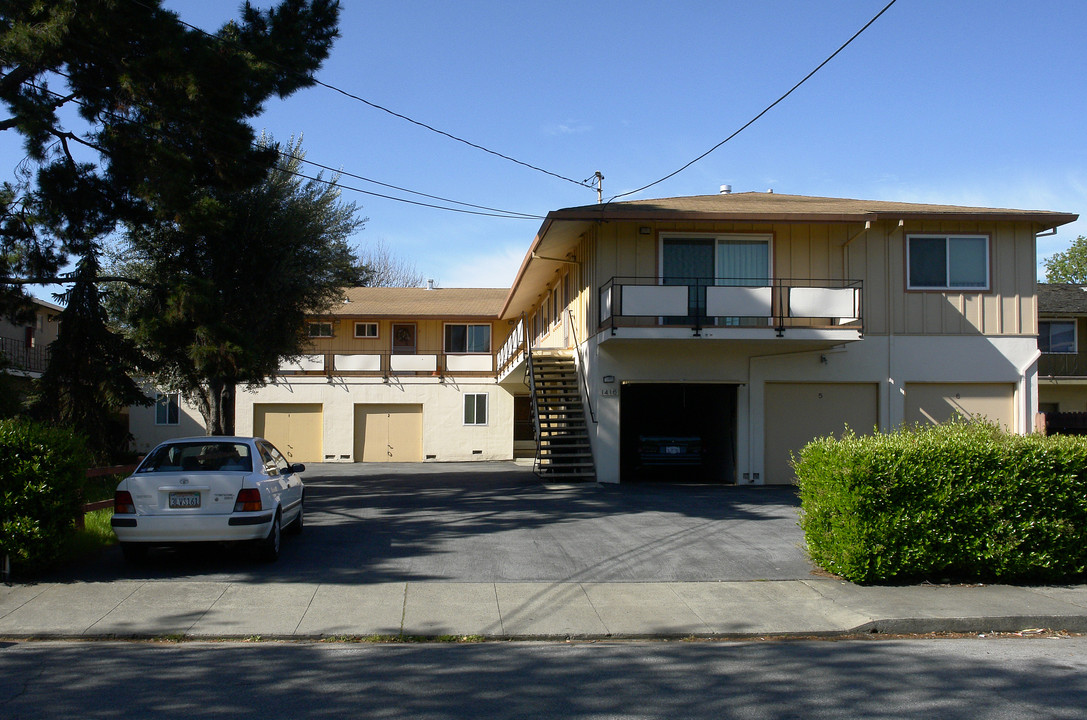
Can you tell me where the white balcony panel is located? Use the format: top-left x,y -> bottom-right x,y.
334,354 -> 381,372
600,286 -> 613,323
280,354 -> 324,372
789,287 -> 859,319
390,354 -> 437,372
446,354 -> 492,372
706,286 -> 772,317
622,285 -> 688,317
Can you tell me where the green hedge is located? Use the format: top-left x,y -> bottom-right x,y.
0,419 -> 91,568
795,422 -> 1087,584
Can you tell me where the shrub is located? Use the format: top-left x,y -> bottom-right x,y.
795,421 -> 1087,584
0,419 -> 91,569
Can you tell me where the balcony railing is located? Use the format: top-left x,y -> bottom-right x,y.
1038,352 -> 1087,377
0,336 -> 51,374
497,316 -> 526,379
598,276 -> 863,336
277,350 -> 494,378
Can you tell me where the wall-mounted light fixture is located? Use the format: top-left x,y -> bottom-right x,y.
639,226 -> 652,235
603,375 -> 615,384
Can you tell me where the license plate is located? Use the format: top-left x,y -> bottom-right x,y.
169,492 -> 201,509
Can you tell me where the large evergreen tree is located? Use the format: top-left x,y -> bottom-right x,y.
111,138 -> 366,435
0,0 -> 341,451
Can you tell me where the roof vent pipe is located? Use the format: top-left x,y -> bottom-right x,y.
720,185 -> 732,195
426,278 -> 435,290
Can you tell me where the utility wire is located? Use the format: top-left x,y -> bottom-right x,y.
608,0 -> 899,203
22,76 -> 543,220
126,0 -> 597,192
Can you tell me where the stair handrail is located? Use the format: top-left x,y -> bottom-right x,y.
523,313 -> 543,474
566,308 -> 597,424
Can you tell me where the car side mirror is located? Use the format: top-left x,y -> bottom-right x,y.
288,463 -> 306,474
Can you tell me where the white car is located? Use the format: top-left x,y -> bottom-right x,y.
112,437 -> 304,562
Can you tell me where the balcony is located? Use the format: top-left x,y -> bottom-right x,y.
598,277 -> 863,340
0,336 -> 51,375
1038,352 -> 1087,378
277,351 -> 494,379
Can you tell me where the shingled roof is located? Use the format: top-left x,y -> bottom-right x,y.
549,192 -> 1079,226
1038,284 -> 1087,314
322,287 -> 509,318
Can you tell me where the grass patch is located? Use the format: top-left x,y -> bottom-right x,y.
61,508 -> 117,561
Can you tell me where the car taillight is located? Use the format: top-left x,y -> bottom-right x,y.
234,489 -> 262,512
114,491 -> 136,514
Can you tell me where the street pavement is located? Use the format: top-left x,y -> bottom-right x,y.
1,462 -> 1086,640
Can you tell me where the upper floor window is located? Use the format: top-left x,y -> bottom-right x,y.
445,323 -> 491,354
307,321 -> 333,338
907,235 -> 989,290
354,322 -> 378,338
155,391 -> 180,425
1039,320 -> 1076,354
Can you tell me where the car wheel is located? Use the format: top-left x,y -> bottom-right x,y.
286,496 -> 304,536
257,511 -> 281,562
121,543 -> 148,563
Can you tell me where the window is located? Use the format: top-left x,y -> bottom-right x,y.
907,235 -> 989,290
308,321 -> 333,338
444,323 -> 491,353
155,392 -> 180,425
661,234 -> 771,324
464,393 -> 488,425
1040,320 -> 1076,354
354,322 -> 378,338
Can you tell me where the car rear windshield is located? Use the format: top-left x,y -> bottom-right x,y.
138,442 -> 254,473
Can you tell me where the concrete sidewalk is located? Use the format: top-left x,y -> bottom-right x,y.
3,579 -> 1087,640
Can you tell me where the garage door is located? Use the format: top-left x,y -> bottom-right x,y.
764,383 -> 878,485
904,383 -> 1015,430
354,404 -> 423,462
253,403 -> 323,463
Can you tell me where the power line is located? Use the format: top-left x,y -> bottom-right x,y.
608,0 -> 899,203
21,76 -> 543,220
126,0 -> 597,192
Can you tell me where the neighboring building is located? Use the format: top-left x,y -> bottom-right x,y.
1037,283 -> 1087,416
0,296 -> 61,378
496,192 -> 1077,484
233,286 -> 516,464
128,192 -> 1080,483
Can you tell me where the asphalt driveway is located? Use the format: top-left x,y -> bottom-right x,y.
49,462 -> 815,584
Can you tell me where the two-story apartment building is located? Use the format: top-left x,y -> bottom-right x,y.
0,296 -> 61,378
230,285 -> 516,464
130,191 -> 1078,483
1037,283 -> 1087,417
496,191 -> 1077,484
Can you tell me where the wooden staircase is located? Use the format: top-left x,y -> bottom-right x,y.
529,352 -> 596,481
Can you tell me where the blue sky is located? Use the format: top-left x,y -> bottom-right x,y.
15,1 -> 1087,291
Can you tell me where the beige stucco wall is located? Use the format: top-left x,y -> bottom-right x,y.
127,388 -> 206,454
236,376 -> 514,462
582,333 -> 1039,484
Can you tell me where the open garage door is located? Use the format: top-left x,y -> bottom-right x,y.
253,403 -> 323,463
620,384 -> 737,483
764,383 -> 878,485
354,404 -> 423,462
904,383 -> 1015,430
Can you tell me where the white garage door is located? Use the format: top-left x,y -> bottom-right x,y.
764,383 -> 879,485
354,404 -> 423,462
253,404 -> 323,463
904,383 -> 1015,431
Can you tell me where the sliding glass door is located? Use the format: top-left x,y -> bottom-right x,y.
661,235 -> 771,324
